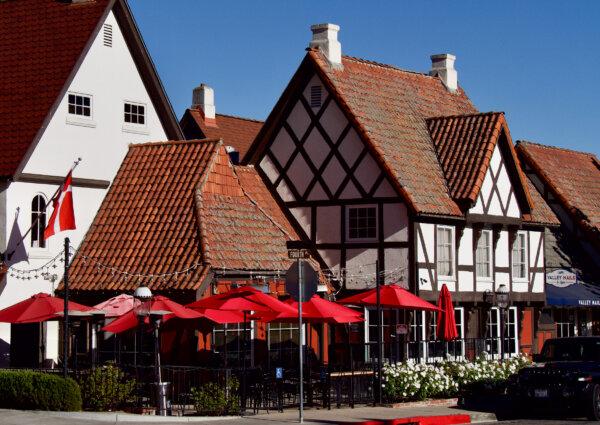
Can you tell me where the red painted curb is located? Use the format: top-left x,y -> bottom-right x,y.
336,414 -> 471,425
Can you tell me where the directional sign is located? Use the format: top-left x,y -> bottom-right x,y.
285,261 -> 318,301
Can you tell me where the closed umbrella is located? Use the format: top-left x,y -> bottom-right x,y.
0,292 -> 93,323
436,284 -> 458,341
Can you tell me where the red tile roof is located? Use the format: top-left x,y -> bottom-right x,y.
426,112 -> 533,211
182,109 -> 263,158
517,141 -> 600,235
310,50 -> 477,216
0,0 -> 111,177
66,139 -> 295,293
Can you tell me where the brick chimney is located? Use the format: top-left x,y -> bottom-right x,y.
429,54 -> 458,93
309,23 -> 342,68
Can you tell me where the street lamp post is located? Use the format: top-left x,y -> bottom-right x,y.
496,284 -> 509,361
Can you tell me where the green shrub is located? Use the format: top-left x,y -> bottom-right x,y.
191,378 -> 239,416
79,363 -> 136,411
0,370 -> 81,411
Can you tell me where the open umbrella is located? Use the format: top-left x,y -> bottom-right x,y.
436,284 -> 458,341
260,295 -> 364,324
337,284 -> 440,311
0,292 -> 93,323
94,294 -> 140,318
102,295 -> 203,333
186,287 -> 296,315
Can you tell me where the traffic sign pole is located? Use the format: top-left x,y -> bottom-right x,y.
298,257 -> 304,424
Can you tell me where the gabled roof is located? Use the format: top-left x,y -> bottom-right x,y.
308,51 -> 477,217
516,141 -> 600,236
66,139 -> 295,293
426,112 -> 533,211
0,0 -> 182,178
181,108 -> 263,158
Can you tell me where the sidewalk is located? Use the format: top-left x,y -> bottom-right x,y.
0,405 -> 497,425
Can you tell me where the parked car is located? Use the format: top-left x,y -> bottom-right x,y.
507,337 -> 600,420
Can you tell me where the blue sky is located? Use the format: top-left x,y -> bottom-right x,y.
130,1 -> 600,156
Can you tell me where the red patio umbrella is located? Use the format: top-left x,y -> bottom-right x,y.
336,284 -> 440,311
186,286 -> 296,316
436,284 -> 458,341
260,295 -> 364,324
0,292 -> 93,323
94,294 -> 140,318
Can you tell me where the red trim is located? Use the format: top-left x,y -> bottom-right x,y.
335,414 -> 471,425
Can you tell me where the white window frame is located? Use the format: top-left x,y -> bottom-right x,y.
505,306 -> 519,357
476,229 -> 493,280
485,307 -> 501,359
66,91 -> 96,128
485,306 -> 519,359
436,225 -> 455,280
512,231 -> 528,282
346,205 -> 378,242
30,193 -> 48,251
449,307 -> 466,360
122,100 -> 149,135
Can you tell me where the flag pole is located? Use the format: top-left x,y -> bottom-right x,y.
63,236 -> 70,379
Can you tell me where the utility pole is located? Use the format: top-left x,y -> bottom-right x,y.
375,260 -> 383,405
63,237 -> 70,379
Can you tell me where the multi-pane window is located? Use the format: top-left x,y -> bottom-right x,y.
476,230 -> 492,278
348,206 -> 377,239
555,309 -> 575,338
68,93 -> 91,117
504,307 -> 519,356
512,232 -> 527,279
31,195 -> 46,248
485,307 -> 501,357
212,322 -> 252,366
485,307 -> 519,359
124,102 -> 145,125
310,85 -> 322,108
436,226 -> 454,277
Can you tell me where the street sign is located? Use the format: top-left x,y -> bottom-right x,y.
285,261 -> 318,301
288,249 -> 310,259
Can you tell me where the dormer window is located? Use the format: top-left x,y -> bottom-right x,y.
68,93 -> 92,117
310,85 -> 322,108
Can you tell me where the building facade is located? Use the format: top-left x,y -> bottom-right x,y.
0,0 -> 181,366
245,24 -> 560,361
517,141 -> 600,347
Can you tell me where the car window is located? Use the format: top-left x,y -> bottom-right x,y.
542,340 -> 600,361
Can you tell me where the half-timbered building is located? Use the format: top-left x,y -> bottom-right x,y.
516,142 -> 600,345
245,23 -> 559,360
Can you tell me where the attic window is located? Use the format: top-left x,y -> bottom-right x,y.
103,24 -> 113,47
310,85 -> 322,108
68,93 -> 92,117
124,102 -> 145,125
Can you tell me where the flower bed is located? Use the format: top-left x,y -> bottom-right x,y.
383,354 -> 531,402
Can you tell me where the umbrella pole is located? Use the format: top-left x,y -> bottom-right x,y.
62,237 -> 70,379
241,311 -> 247,415
375,260 -> 383,405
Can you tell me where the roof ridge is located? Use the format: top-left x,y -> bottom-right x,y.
426,111 -> 504,122
188,108 -> 264,124
517,140 -> 599,159
340,54 -> 431,76
128,138 -> 222,149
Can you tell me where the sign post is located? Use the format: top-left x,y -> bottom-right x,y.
63,237 -> 70,379
286,241 -> 311,424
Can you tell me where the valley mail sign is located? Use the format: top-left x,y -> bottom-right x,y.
547,269 -> 577,288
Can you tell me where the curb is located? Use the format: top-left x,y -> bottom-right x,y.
336,414 -> 472,425
44,411 -> 240,422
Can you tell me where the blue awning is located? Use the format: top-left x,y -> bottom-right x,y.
546,282 -> 600,307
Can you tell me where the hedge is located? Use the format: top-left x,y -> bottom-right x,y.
0,370 -> 82,411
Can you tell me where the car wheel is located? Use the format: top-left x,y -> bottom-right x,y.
586,384 -> 600,421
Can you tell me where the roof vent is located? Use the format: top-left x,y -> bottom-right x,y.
429,54 -> 458,93
226,146 -> 240,165
309,23 -> 342,68
192,84 -> 216,121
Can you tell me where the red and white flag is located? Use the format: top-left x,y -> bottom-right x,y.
44,171 -> 76,240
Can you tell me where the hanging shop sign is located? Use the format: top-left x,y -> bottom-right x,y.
547,269 -> 577,288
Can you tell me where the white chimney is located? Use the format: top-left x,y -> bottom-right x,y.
429,54 -> 458,93
309,23 -> 342,68
192,84 -> 216,120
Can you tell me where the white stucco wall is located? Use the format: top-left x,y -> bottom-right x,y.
0,9 -> 169,360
